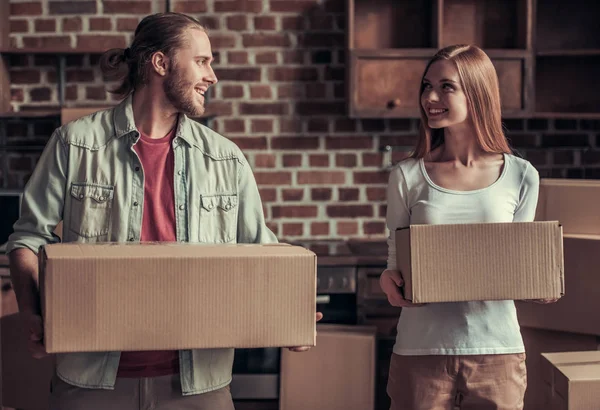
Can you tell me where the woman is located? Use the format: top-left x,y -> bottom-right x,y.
381,44 -> 553,410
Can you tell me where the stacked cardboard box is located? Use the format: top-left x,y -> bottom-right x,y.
517,179 -> 600,410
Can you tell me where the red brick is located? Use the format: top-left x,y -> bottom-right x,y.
29,87 -> 52,102
306,83 -> 327,99
281,16 -> 304,30
364,221 -> 386,235
363,153 -> 384,167
311,188 -> 332,201
255,154 -> 277,168
553,150 -> 574,165
336,154 -> 357,168
339,188 -> 359,201
326,136 -> 373,150
583,151 -> 600,165
206,101 -> 233,116
354,171 -> 389,185
255,172 -> 292,185
270,0 -> 317,12
62,17 -> 83,32
49,1 -> 96,14
226,15 -> 247,31
379,204 -> 387,218
279,118 -> 303,133
117,18 -> 139,31
173,0 -> 207,13
283,154 -> 302,167
66,69 -> 95,82
222,85 -> 244,99
282,50 -> 305,64
308,13 -> 335,30
380,135 -> 418,147
309,154 -> 329,167
10,20 -> 30,33
250,85 -> 272,99
11,89 -> 25,102
6,123 -> 28,137
272,206 -> 317,218
337,221 -> 358,235
86,86 -> 106,101
391,151 -> 411,163
77,35 -> 127,50
66,85 -> 78,101
327,205 -> 373,218
34,19 -> 56,32
239,103 -> 287,116
11,70 -> 41,84
89,17 -> 112,31
266,222 -> 279,235
103,1 -> 151,14
367,187 -> 386,201
227,51 -> 248,64
251,119 -> 273,133
23,36 -> 72,51
256,52 -> 278,64
277,84 -> 303,99
282,223 -> 304,237
298,171 -> 345,185
307,119 -> 329,133
209,35 -> 237,49
282,189 -> 304,201
296,102 -> 345,116
223,119 -> 245,134
334,119 -> 357,132
215,0 -> 263,12
311,222 -> 329,236
254,16 -> 276,30
271,136 -> 318,150
9,156 -> 32,172
298,33 -> 344,48
269,67 -> 318,82
325,0 -> 344,12
259,188 -> 277,202
325,66 -> 344,81
229,137 -> 267,150
389,119 -> 413,131
216,68 -> 261,82
242,34 -> 290,47
199,17 -> 220,29
11,2 -> 43,15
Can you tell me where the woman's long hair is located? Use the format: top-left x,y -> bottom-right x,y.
412,44 -> 512,158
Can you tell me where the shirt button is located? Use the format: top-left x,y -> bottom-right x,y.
79,194 -> 84,199
133,201 -> 139,206
135,166 -> 140,171
129,237 -> 135,241
99,196 -> 105,201
179,205 -> 184,210
177,170 -> 183,176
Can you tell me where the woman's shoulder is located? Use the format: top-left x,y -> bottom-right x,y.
505,153 -> 539,186
392,157 -> 422,181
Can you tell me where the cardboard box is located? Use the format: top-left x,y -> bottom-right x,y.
280,324 -> 376,410
541,351 -> 600,410
521,328 -> 599,410
40,243 -> 317,353
536,178 -> 600,235
1,313 -> 54,410
395,221 -> 564,303
517,235 -> 600,336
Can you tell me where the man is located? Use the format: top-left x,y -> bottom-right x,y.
8,12 -> 320,410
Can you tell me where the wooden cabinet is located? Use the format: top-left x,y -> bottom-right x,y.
348,0 -> 600,119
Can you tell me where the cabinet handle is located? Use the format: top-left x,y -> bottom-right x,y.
387,99 -> 402,109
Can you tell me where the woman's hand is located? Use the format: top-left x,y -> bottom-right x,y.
380,269 -> 426,307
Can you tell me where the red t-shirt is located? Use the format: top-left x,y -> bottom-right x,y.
117,128 -> 179,378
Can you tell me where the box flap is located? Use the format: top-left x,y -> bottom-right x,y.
394,228 -> 413,300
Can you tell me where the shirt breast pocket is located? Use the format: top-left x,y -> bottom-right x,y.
199,194 -> 238,243
69,182 -> 114,238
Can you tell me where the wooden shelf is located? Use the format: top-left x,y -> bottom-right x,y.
536,50 -> 600,57
536,0 -> 600,51
0,109 -> 61,119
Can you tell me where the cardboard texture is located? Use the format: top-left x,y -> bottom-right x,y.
517,235 -> 600,336
280,324 -> 376,410
536,178 -> 600,236
541,351 -> 600,410
1,313 -> 54,410
40,243 -> 317,353
521,328 -> 600,410
395,221 -> 564,303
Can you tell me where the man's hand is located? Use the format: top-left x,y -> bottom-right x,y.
288,312 -> 323,352
21,311 -> 47,359
380,269 -> 426,308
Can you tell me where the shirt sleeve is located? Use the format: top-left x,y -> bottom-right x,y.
513,162 -> 540,223
386,164 -> 411,270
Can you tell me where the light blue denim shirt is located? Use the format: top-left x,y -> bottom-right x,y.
7,95 -> 278,395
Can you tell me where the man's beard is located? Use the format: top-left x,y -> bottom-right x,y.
163,67 -> 205,117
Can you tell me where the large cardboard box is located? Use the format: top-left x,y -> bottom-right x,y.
517,235 -> 600,336
40,243 -> 317,353
1,313 -> 54,410
541,351 -> 600,410
395,221 -> 564,303
521,328 -> 599,410
536,179 -> 600,235
280,324 -> 377,410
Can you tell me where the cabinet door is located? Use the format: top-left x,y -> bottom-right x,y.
492,58 -> 525,114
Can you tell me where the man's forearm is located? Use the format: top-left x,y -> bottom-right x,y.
9,247 -> 41,314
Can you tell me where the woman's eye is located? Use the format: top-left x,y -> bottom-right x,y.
443,83 -> 454,90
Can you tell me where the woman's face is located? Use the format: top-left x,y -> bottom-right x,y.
420,59 -> 469,129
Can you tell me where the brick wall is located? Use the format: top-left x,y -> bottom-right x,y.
4,0 -> 600,241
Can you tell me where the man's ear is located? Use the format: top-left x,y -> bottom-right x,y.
150,51 -> 169,77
